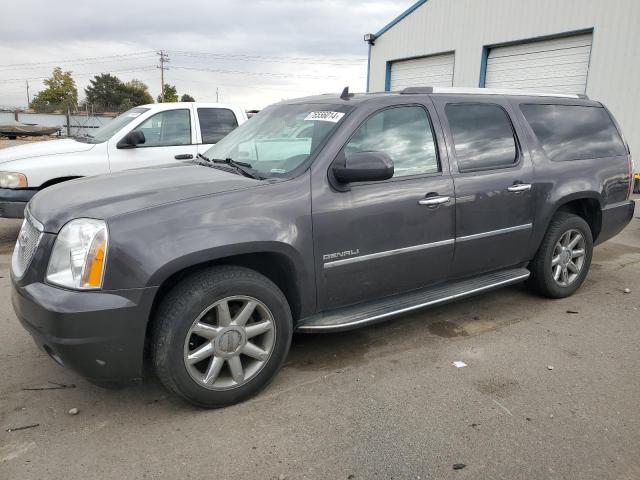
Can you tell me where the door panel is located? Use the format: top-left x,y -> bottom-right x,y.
311,102 -> 455,310
433,96 -> 535,278
108,107 -> 197,172
314,177 -> 455,309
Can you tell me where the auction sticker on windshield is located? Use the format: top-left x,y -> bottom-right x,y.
304,111 -> 345,122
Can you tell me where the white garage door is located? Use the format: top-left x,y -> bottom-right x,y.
390,53 -> 454,90
485,33 -> 593,94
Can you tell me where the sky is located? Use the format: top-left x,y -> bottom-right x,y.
0,0 -> 411,111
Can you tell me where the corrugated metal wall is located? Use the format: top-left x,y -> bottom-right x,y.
368,0 -> 640,164
0,111 -> 115,137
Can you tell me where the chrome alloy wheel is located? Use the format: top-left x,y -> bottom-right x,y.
551,229 -> 586,287
183,296 -> 276,390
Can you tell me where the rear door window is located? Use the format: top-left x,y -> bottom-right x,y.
198,108 -> 239,144
445,103 -> 517,172
520,104 -> 627,161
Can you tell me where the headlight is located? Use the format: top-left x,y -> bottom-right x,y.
0,172 -> 28,188
46,219 -> 108,290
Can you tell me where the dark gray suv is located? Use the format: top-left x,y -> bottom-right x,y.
11,87 -> 635,407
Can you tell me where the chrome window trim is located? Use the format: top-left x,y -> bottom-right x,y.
322,223 -> 533,269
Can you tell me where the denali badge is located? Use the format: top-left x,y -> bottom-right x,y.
323,249 -> 360,261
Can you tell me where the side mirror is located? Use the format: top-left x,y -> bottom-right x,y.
116,130 -> 145,149
332,151 -> 394,183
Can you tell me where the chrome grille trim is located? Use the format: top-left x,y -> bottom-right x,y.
11,209 -> 43,279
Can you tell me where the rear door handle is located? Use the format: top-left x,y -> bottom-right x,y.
418,196 -> 450,207
507,183 -> 532,193
175,154 -> 194,160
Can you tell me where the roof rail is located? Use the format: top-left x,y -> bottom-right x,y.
399,86 -> 585,99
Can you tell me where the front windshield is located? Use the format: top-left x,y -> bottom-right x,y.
204,103 -> 352,177
77,107 -> 149,143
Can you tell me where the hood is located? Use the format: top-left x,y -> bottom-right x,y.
29,163 -> 260,232
0,138 -> 95,165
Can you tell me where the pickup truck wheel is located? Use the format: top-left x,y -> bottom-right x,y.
151,266 -> 292,408
528,212 -> 593,298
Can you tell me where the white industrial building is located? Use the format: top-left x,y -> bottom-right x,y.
366,0 -> 640,161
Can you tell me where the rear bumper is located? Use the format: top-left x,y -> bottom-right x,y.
11,280 -> 158,386
0,188 -> 36,218
596,200 -> 635,245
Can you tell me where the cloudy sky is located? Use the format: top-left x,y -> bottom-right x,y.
0,0 -> 411,110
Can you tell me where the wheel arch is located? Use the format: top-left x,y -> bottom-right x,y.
144,246 -> 308,355
531,191 -> 603,259
39,176 -> 83,190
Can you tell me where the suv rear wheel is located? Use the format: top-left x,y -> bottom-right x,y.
528,212 -> 593,298
151,266 -> 292,407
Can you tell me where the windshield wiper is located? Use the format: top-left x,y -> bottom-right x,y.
197,154 -> 263,180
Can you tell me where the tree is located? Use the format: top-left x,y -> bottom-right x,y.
122,79 -> 154,107
180,93 -> 195,102
84,75 -> 153,112
158,84 -> 178,103
84,73 -> 125,111
30,67 -> 78,112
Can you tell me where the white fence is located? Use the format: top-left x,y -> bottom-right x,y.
0,111 -> 115,137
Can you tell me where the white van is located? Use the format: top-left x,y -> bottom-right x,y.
0,102 -> 247,218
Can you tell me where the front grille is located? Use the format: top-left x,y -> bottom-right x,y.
11,211 -> 43,278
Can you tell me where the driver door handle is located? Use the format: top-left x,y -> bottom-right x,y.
418,195 -> 450,207
507,183 -> 532,193
175,154 -> 193,160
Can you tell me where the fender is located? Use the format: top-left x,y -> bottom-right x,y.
529,189 -> 603,258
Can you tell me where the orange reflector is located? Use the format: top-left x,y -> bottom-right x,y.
86,239 -> 106,287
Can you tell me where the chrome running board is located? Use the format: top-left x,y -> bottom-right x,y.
296,268 -> 530,332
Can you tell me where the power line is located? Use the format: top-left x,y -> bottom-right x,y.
170,50 -> 366,66
0,51 -> 155,71
0,66 -> 157,84
171,65 -> 360,80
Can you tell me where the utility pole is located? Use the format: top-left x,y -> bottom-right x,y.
25,80 -> 30,107
156,50 -> 170,102
216,88 -> 219,103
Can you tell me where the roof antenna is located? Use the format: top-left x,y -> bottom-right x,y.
340,86 -> 351,100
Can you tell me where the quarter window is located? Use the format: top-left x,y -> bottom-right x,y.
520,104 -> 627,161
344,106 -> 439,178
132,109 -> 191,147
198,108 -> 239,144
445,103 -> 517,172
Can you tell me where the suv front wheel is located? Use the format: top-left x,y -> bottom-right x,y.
151,266 -> 293,407
528,212 -> 594,298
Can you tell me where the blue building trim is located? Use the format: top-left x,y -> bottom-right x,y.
384,61 -> 392,91
478,46 -> 489,87
478,27 -> 594,87
375,0 -> 428,37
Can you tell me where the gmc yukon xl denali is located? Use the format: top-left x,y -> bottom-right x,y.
11,87 -> 635,407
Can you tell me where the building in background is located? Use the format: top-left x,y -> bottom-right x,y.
366,0 -> 639,162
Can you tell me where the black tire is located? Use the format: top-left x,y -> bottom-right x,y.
528,212 -> 593,298
151,266 -> 292,408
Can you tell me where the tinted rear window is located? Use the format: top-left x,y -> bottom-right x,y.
445,103 -> 517,172
198,108 -> 239,144
520,104 -> 626,161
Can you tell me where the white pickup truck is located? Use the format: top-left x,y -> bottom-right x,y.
0,102 -> 247,218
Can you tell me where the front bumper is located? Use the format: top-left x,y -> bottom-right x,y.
11,280 -> 158,386
0,188 -> 37,218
